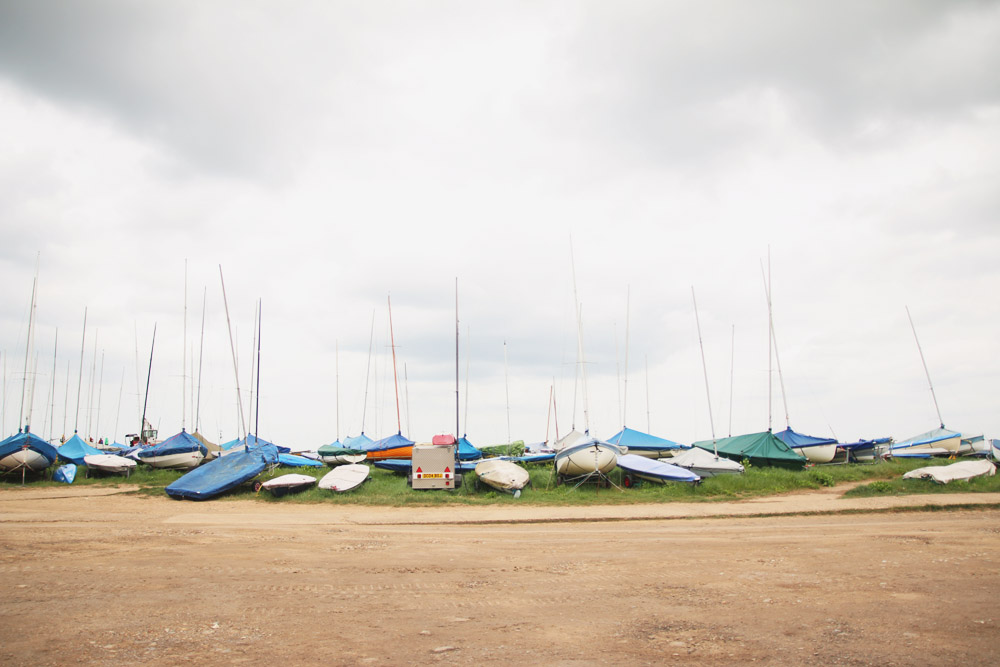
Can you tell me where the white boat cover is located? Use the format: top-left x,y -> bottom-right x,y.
902,460 -> 996,484
670,447 -> 745,475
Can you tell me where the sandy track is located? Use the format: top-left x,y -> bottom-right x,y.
1,487 -> 998,665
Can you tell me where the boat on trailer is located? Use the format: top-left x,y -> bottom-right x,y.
617,453 -> 700,487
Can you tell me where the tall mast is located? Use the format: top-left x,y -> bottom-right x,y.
360,309 -> 375,435
455,278 -> 460,440
61,359 -> 69,440
623,285 -> 631,428
463,327 -> 471,437
86,330 -> 98,438
387,294 -> 402,435
254,300 -> 262,443
95,349 -> 105,441
19,260 -> 39,431
728,324 -> 735,438
645,355 -> 651,433
47,329 -> 58,441
140,324 -> 156,444
113,366 -> 124,446
692,287 -> 717,456
906,306 -> 945,428
182,258 -> 187,431
504,339 -> 511,450
335,339 -> 340,442
74,308 -> 87,433
246,300 -> 259,437
761,259 -> 789,430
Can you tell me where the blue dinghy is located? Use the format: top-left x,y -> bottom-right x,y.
165,440 -> 279,500
617,453 -> 700,487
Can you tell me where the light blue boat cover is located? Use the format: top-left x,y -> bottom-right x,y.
342,433 -> 374,450
774,427 -> 838,448
606,427 -> 682,452
617,453 -> 700,483
54,463 -> 77,484
365,432 -> 414,452
165,441 -> 279,500
278,453 -> 323,467
58,433 -> 104,465
457,436 -> 483,461
0,430 -> 59,467
138,430 -> 208,459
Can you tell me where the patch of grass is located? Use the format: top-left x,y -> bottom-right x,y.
4,456 -> 997,506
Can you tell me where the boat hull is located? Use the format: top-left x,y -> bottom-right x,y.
365,445 -> 413,461
318,464 -> 370,492
475,459 -> 530,493
792,443 -> 838,464
319,452 -> 367,465
140,451 -> 205,470
555,443 -> 620,478
0,449 -> 51,472
83,454 -> 137,475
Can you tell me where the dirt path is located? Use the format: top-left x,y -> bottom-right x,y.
1,487 -> 998,665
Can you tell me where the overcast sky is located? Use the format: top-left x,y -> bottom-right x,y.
1,1 -> 997,448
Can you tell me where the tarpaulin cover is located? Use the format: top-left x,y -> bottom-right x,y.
774,427 -> 837,448
366,433 -> 414,451
606,427 -> 682,452
54,463 -> 77,483
839,437 -> 892,450
693,431 -> 807,469
0,430 -> 59,466
138,430 -> 208,459
58,433 -> 104,465
317,444 -> 367,457
903,459 -> 995,484
457,436 -> 483,461
617,453 -> 700,483
278,453 -> 323,467
342,433 -> 374,450
165,441 -> 279,500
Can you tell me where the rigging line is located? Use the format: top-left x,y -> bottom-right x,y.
615,320 -> 622,428
254,299 -> 261,444
182,259 -> 187,431
62,359 -> 69,440
335,339 -> 340,442
219,266 -> 246,441
691,287 -> 717,456
623,285 -> 631,428
387,294 -> 402,434
455,278 -> 460,441
361,309 -> 375,434
196,286 -> 207,433
463,326 -> 471,437
114,365 -> 124,446
139,324 -> 156,444
645,355 -> 651,434
504,340 -> 511,451
906,305 -> 945,428
761,258 -> 790,430
728,324 -> 735,438
74,308 -> 87,433
47,329 -> 58,441
246,299 -> 259,437
95,350 -> 105,440
19,262 -> 38,431
86,329 -> 98,438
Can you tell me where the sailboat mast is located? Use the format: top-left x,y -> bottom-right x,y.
95,350 -> 105,440
455,278 -> 460,440
195,286 -> 206,433
19,264 -> 38,431
387,295 -> 402,434
48,329 -> 58,441
140,324 -> 156,444
906,306 -> 945,428
761,259 -> 789,429
360,309 -> 375,435
692,287 -> 717,456
335,340 -> 340,442
728,324 -> 735,438
645,355 -> 651,433
255,300 -> 262,442
114,366 -> 124,445
182,259 -> 187,431
623,286 -> 631,428
504,340 -> 511,448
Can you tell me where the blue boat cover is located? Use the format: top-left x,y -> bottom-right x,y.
54,463 -> 77,483
342,433 -> 374,450
58,433 -> 104,465
220,438 -> 243,451
0,430 -> 59,466
278,453 -> 323,467
138,430 -> 208,459
457,436 -> 483,461
839,437 -> 892,450
165,441 -> 279,500
606,427 -> 682,452
774,427 -> 838,448
617,454 -> 700,483
365,433 -> 414,452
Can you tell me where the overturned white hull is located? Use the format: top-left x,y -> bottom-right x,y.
475,459 -> 530,494
792,443 -> 838,464
0,449 -> 50,472
140,450 -> 205,471
669,447 -> 744,477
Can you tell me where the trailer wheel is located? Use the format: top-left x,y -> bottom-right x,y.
622,474 -> 634,489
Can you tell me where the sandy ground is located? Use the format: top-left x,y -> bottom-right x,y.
1,486 -> 999,666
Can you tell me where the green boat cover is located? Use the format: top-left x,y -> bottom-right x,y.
692,431 -> 807,469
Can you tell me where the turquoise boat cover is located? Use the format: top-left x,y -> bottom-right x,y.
457,436 -> 483,461
54,463 -> 77,483
165,441 -> 279,500
138,430 -> 208,459
278,453 -> 323,467
606,427 -> 682,452
342,433 -> 374,450
693,431 -> 807,468
0,430 -> 59,466
58,433 -> 104,465
774,427 -> 837,448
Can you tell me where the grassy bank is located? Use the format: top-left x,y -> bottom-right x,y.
4,455 -> 998,505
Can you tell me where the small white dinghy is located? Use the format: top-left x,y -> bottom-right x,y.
257,473 -> 317,496
669,447 -> 745,477
617,454 -> 700,487
83,454 -> 138,476
475,459 -> 530,497
318,463 -> 370,492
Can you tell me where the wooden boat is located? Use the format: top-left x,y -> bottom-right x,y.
318,464 -> 369,492
617,454 -> 700,486
83,453 -> 137,476
475,459 -> 530,496
554,438 -> 624,483
258,473 -> 316,496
